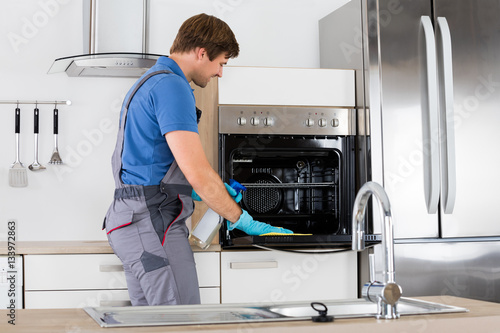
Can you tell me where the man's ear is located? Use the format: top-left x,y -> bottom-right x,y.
195,47 -> 207,60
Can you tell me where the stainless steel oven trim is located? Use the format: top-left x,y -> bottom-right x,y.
219,105 -> 356,136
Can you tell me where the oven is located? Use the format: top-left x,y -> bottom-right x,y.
218,105 -> 380,249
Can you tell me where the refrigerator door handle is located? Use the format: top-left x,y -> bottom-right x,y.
436,17 -> 457,214
420,16 -> 440,214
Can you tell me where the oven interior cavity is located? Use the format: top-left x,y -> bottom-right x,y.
229,149 -> 342,236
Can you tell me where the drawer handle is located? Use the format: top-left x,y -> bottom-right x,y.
100,300 -> 132,307
230,261 -> 278,269
99,264 -> 124,272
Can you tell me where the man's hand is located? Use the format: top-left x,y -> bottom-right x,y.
228,209 -> 294,236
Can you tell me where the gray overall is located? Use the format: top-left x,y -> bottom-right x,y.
104,70 -> 201,306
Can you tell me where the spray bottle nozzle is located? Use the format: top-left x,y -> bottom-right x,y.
229,179 -> 246,193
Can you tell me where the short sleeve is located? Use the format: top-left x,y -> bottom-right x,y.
150,75 -> 198,136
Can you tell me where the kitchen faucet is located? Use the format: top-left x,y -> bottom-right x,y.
352,182 -> 402,319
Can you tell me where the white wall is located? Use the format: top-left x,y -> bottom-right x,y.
0,0 -> 349,241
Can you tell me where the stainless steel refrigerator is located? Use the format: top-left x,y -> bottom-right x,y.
320,0 -> 500,302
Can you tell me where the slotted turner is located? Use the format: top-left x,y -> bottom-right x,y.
9,107 -> 28,187
48,107 -> 63,164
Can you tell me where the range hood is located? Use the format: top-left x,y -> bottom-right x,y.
48,0 -> 163,78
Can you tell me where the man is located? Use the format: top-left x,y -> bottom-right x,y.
104,13 -> 292,306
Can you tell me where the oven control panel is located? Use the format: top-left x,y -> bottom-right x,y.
219,105 -> 355,135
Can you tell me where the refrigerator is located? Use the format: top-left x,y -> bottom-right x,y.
320,0 -> 500,302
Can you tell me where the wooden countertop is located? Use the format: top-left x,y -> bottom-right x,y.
1,296 -> 499,332
0,241 -> 221,255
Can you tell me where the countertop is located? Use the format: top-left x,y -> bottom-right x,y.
1,296 -> 499,333
0,241 -> 221,255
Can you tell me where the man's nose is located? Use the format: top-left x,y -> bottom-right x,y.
217,66 -> 223,78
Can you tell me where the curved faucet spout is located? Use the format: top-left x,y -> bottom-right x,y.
352,181 -> 401,319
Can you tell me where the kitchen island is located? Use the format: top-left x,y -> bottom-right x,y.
1,296 -> 499,332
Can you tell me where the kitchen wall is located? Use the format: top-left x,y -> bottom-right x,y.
0,0 -> 349,241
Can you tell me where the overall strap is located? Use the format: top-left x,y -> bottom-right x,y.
111,70 -> 173,188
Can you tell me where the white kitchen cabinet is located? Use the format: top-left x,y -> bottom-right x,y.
0,255 -> 23,309
25,254 -> 127,291
24,253 -> 128,309
24,252 -> 220,309
218,66 -> 355,107
198,287 -> 220,304
25,290 -> 131,309
220,250 -> 357,304
24,288 -> 220,308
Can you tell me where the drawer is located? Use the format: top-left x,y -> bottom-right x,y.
25,252 -> 220,290
25,254 -> 127,290
25,289 -> 131,309
199,287 -> 220,304
25,287 -> 220,308
221,250 -> 357,304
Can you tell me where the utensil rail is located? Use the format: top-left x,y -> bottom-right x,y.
0,100 -> 72,106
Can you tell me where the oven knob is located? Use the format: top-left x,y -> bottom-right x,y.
250,117 -> 260,126
306,118 -> 315,127
331,118 -> 340,127
318,118 -> 327,127
237,117 -> 247,126
263,117 -> 274,126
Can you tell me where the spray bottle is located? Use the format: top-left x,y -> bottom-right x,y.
189,179 -> 246,249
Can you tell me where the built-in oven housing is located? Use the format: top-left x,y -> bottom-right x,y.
218,105 -> 380,249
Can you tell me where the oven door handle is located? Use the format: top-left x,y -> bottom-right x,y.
229,261 -> 278,269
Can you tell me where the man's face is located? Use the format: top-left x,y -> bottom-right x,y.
192,51 -> 228,88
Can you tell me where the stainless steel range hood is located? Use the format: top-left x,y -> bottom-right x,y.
48,0 -> 163,78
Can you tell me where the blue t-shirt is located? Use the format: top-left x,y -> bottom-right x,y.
120,57 -> 198,185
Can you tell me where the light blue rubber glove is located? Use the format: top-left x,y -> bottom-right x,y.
228,210 -> 294,236
191,189 -> 202,201
191,183 -> 242,202
224,182 -> 243,203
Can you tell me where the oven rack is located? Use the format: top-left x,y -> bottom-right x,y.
240,182 -> 336,188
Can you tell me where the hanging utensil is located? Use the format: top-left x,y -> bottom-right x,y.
28,105 -> 46,172
48,106 -> 63,164
9,106 -> 28,187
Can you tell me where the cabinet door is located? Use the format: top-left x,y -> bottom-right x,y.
194,252 -> 220,288
221,250 -> 356,304
218,67 -> 355,107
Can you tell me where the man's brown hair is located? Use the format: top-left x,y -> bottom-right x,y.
170,13 -> 239,61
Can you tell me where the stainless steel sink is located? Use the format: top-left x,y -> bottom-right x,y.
265,297 -> 468,319
85,304 -> 290,328
84,297 -> 468,328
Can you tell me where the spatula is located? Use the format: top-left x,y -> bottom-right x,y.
9,107 -> 28,187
